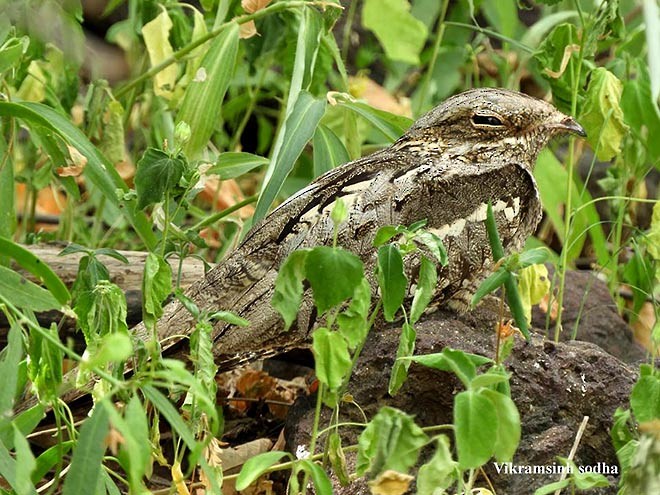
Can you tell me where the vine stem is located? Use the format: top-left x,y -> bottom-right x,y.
415,0 -> 450,115
115,1 -> 343,99
553,4 -> 586,342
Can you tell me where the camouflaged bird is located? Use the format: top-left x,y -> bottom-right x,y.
17,88 -> 586,411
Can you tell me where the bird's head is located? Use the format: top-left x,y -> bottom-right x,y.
405,88 -> 586,166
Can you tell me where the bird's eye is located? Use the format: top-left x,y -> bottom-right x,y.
471,114 -> 504,127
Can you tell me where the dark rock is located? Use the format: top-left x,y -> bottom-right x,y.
285,302 -> 637,494
532,269 -> 647,364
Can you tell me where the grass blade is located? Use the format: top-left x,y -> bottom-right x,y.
0,102 -> 157,250
254,92 -> 326,222
177,22 -> 239,157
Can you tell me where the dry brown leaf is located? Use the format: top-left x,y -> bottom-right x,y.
630,300 -> 657,351
242,0 -> 273,13
200,437 -> 224,490
368,470 -> 414,495
538,292 -> 561,321
104,427 -> 124,455
220,438 -> 273,473
348,75 -> 412,117
199,177 -> 254,218
240,20 -> 259,39
496,319 -> 520,339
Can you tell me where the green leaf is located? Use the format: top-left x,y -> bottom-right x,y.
0,438 -> 19,493
0,405 -> 45,450
32,441 -> 74,485
572,466 -> 611,489
85,333 -> 133,370
533,23 -> 587,113
313,124 -> 350,177
208,310 -> 249,327
373,226 -> 404,247
470,369 -> 511,390
0,265 -> 61,312
579,68 -> 629,161
313,328 -> 352,394
62,403 -> 110,495
29,324 -> 63,404
299,460 -> 333,495
454,390 -> 498,469
337,278 -> 371,349
534,149 -> 608,266
0,135 -> 15,241
480,389 -> 520,462
622,244 -> 656,321
621,60 -> 660,164
141,386 -> 196,449
470,268 -> 508,307
0,237 -> 70,304
414,231 -> 448,266
235,451 -> 289,491
389,322 -> 416,395
647,201 -> 660,261
339,100 -> 412,142
134,148 -> 186,210
410,256 -> 437,324
328,432 -> 350,486
0,324 -> 24,417
630,374 -> 660,423
0,102 -> 157,249
306,246 -> 364,314
13,424 -> 36,495
416,436 -> 458,495
142,253 -> 172,328
254,91 -> 326,222
362,0 -> 428,64
177,22 -> 239,157
272,250 -> 309,331
356,407 -> 428,477
105,397 -> 151,491
377,244 -> 407,322
208,152 -> 269,180
77,280 -> 128,347
0,36 -> 28,73
409,348 -> 490,388
533,479 -> 570,495
610,407 -> 634,452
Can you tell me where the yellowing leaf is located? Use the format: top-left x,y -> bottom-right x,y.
648,200 -> 660,261
368,470 -> 413,495
362,0 -> 428,64
142,8 -> 177,99
517,263 -> 551,324
579,68 -> 630,161
16,60 -> 46,102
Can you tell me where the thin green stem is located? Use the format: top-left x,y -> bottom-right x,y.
553,9 -> 586,342
116,1 -> 341,99
190,194 -> 258,231
444,22 -> 533,54
415,0 -> 450,115
302,381 -> 325,493
161,195 -> 171,258
341,0 -> 358,62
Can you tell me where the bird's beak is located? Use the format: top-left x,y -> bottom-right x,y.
554,116 -> 587,137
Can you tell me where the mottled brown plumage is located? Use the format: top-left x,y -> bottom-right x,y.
17,88 -> 585,411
